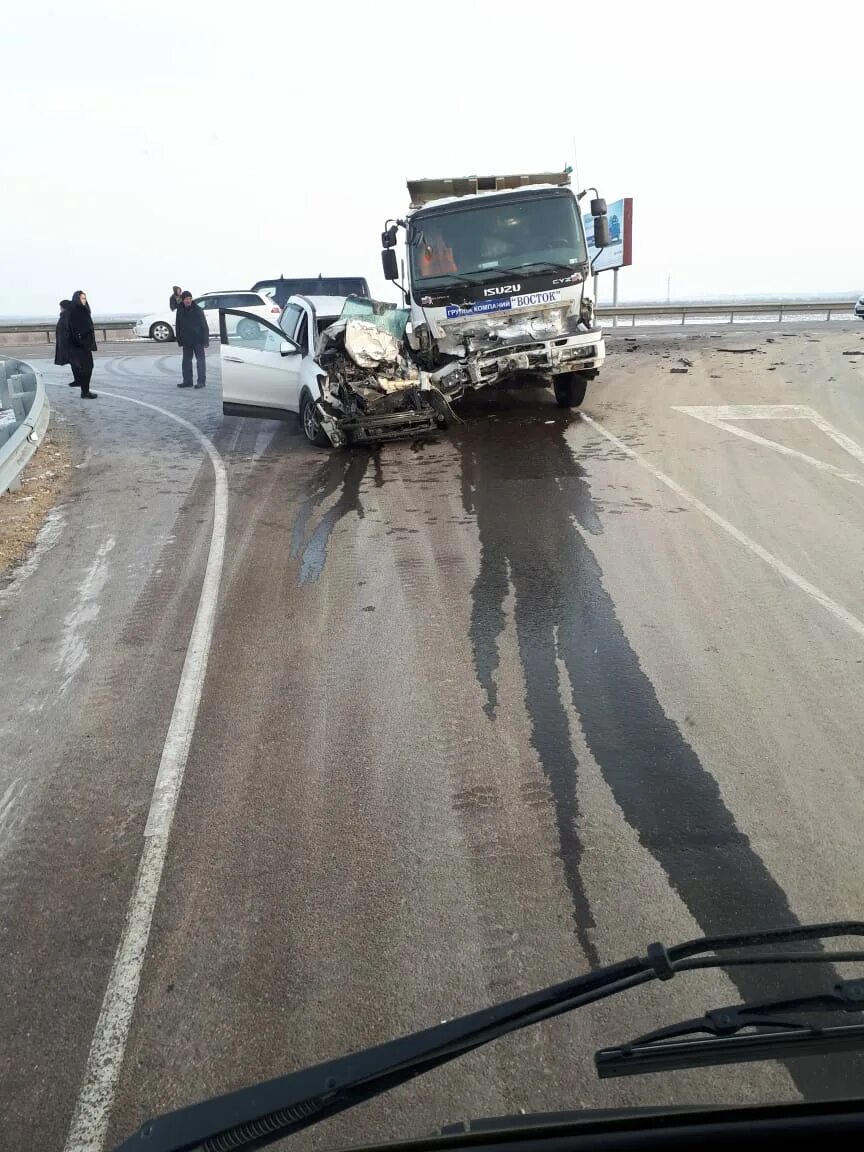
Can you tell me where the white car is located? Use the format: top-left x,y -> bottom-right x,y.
134,290 -> 281,343
855,294 -> 864,319
220,294 -> 446,447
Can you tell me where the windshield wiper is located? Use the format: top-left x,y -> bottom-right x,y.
511,260 -> 584,278
113,921 -> 864,1152
596,979 -> 864,1078
415,272 -> 486,289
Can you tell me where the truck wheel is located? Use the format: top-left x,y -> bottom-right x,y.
553,373 -> 588,409
150,322 -> 174,342
300,392 -> 331,448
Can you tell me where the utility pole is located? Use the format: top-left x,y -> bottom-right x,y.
666,273 -> 671,303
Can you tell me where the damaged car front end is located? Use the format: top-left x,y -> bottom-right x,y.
309,298 -> 456,448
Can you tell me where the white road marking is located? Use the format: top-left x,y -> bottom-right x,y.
583,414 -> 864,644
61,390 -> 228,1152
673,404 -> 864,486
56,536 -> 115,692
0,778 -> 27,861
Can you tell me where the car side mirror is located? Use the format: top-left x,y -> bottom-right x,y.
381,249 -> 399,282
279,340 -> 298,357
593,216 -> 611,249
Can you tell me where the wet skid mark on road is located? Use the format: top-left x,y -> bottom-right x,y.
291,451 -> 369,583
455,391 -> 860,1099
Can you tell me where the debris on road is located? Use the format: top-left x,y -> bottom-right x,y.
679,357 -> 694,367
842,350 -> 864,357
670,367 -> 689,374
715,347 -> 764,354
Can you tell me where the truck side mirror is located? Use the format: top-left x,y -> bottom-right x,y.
593,216 -> 610,249
381,249 -> 399,281
590,198 -> 607,217
381,225 -> 398,249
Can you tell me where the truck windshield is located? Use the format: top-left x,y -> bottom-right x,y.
409,193 -> 587,284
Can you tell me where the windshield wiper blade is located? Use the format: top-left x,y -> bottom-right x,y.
416,272 -> 485,288
113,921 -> 864,1152
511,260 -> 583,278
115,956 -> 652,1152
596,978 -> 864,1079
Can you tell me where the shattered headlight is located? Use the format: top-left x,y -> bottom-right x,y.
529,313 -> 566,338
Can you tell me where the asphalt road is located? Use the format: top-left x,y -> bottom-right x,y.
2,324 -> 864,1151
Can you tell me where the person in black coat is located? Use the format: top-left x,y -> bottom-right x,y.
169,285 -> 183,312
175,291 -> 209,388
54,300 -> 75,384
67,290 -> 98,399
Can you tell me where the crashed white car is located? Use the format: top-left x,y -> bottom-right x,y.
220,295 -> 453,447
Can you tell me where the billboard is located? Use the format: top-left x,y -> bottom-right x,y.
583,197 -> 633,273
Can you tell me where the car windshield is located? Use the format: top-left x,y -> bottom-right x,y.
409,192 -> 587,283
339,295 -> 410,339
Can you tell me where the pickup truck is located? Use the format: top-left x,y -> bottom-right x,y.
220,295 -> 451,447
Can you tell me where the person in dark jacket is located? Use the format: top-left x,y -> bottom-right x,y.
169,285 -> 183,312
67,290 -> 98,399
54,300 -> 75,384
175,291 -> 209,388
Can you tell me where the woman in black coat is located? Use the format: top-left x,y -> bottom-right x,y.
67,290 -> 98,399
54,300 -> 74,383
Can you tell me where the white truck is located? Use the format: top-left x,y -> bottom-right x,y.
380,170 -> 611,409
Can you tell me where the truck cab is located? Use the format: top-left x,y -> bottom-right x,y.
381,171 -> 610,408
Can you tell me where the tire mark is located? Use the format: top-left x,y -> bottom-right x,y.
456,401 -> 863,1099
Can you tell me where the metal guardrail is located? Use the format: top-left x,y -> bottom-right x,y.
0,319 -> 136,346
597,300 -> 859,326
0,358 -> 50,494
0,302 -> 859,344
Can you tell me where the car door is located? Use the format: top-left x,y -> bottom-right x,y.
195,294 -> 223,336
220,310 -> 303,419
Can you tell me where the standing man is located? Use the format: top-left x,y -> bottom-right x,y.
67,290 -> 98,399
54,300 -> 75,385
175,291 -> 209,389
169,285 -> 183,312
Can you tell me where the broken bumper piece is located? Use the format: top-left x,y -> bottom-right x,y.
314,387 -> 454,448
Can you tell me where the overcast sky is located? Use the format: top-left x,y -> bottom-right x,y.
4,1 -> 862,316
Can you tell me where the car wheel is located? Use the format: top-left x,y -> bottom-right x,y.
553,373 -> 588,409
300,392 -> 331,447
150,322 -> 174,342
237,318 -> 258,340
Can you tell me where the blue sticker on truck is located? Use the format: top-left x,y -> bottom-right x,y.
444,288 -> 563,319
445,298 -> 512,319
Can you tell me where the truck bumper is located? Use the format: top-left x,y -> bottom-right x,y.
463,330 -> 605,389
